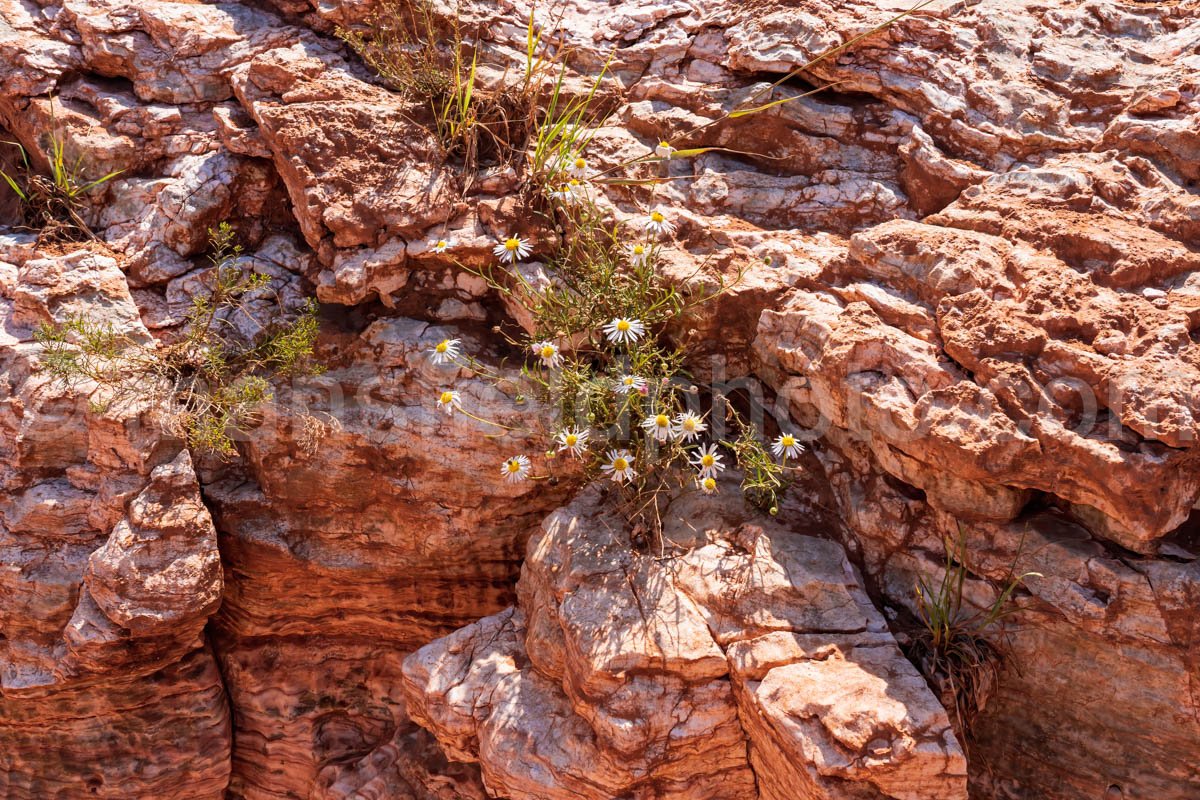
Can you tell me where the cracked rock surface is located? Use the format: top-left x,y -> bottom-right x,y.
1,0 -> 1199,798
403,485 -> 967,800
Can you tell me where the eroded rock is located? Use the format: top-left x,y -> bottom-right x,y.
2,0 -> 1199,796
404,485 -> 968,800
0,241 -> 229,797
204,315 -> 570,799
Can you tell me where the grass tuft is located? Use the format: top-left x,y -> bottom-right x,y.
908,526 -> 1040,744
1,110 -> 122,242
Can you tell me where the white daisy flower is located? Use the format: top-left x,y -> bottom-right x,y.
690,443 -> 725,478
556,427 -> 590,458
493,235 -> 532,264
655,140 -> 676,159
531,340 -> 563,369
626,242 -> 651,267
568,153 -> 588,179
501,454 -> 531,483
772,432 -> 804,460
430,237 -> 454,253
603,317 -> 646,345
436,389 -> 462,415
673,411 -> 706,441
614,374 -> 647,394
644,207 -> 675,237
551,179 -> 588,205
641,412 -> 674,442
602,448 -> 637,484
697,474 -> 719,495
429,338 -> 461,365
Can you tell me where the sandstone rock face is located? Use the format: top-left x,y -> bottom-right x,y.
2,0 -> 1199,798
750,69 -> 1200,800
404,486 -> 968,800
0,240 -> 229,798
755,189 -> 1200,549
204,315 -> 571,799
229,45 -> 455,291
822,464 -> 1200,800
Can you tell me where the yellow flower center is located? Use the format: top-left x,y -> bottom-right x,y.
437,240 -> 447,248
701,454 -> 715,467
440,391 -> 454,404
655,414 -> 669,428
659,140 -> 670,148
781,435 -> 795,448
633,245 -> 645,255
435,341 -> 448,353
540,345 -> 556,359
702,477 -> 716,490
565,434 -> 578,447
682,418 -> 697,431
613,457 -> 628,471
574,157 -> 586,169
505,238 -> 520,251
506,460 -> 521,473
650,211 -> 664,223
568,179 -> 579,187
616,319 -> 630,332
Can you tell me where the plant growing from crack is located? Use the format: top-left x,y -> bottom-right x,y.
338,0 -> 572,177
350,0 -> 939,528
0,110 -> 123,242
422,125 -> 811,533
907,526 -> 1040,745
35,222 -> 325,457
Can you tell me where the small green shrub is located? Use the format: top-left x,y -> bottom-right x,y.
35,223 -> 323,457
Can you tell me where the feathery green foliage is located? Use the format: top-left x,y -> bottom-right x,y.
35,223 -> 322,456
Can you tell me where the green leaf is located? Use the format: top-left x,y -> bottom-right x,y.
76,169 -> 124,194
0,168 -> 27,201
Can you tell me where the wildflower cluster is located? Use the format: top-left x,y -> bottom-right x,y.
359,0 -> 897,522
422,157 -> 805,520
344,0 -> 937,497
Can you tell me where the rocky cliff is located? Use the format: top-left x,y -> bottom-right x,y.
1,0 -> 1198,799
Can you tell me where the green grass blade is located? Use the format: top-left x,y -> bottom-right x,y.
0,168 -> 27,201
76,169 -> 124,194
728,83 -> 843,119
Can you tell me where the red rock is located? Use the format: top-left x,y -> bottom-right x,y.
0,242 -> 229,796
2,0 -> 1200,797
404,485 -> 967,799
